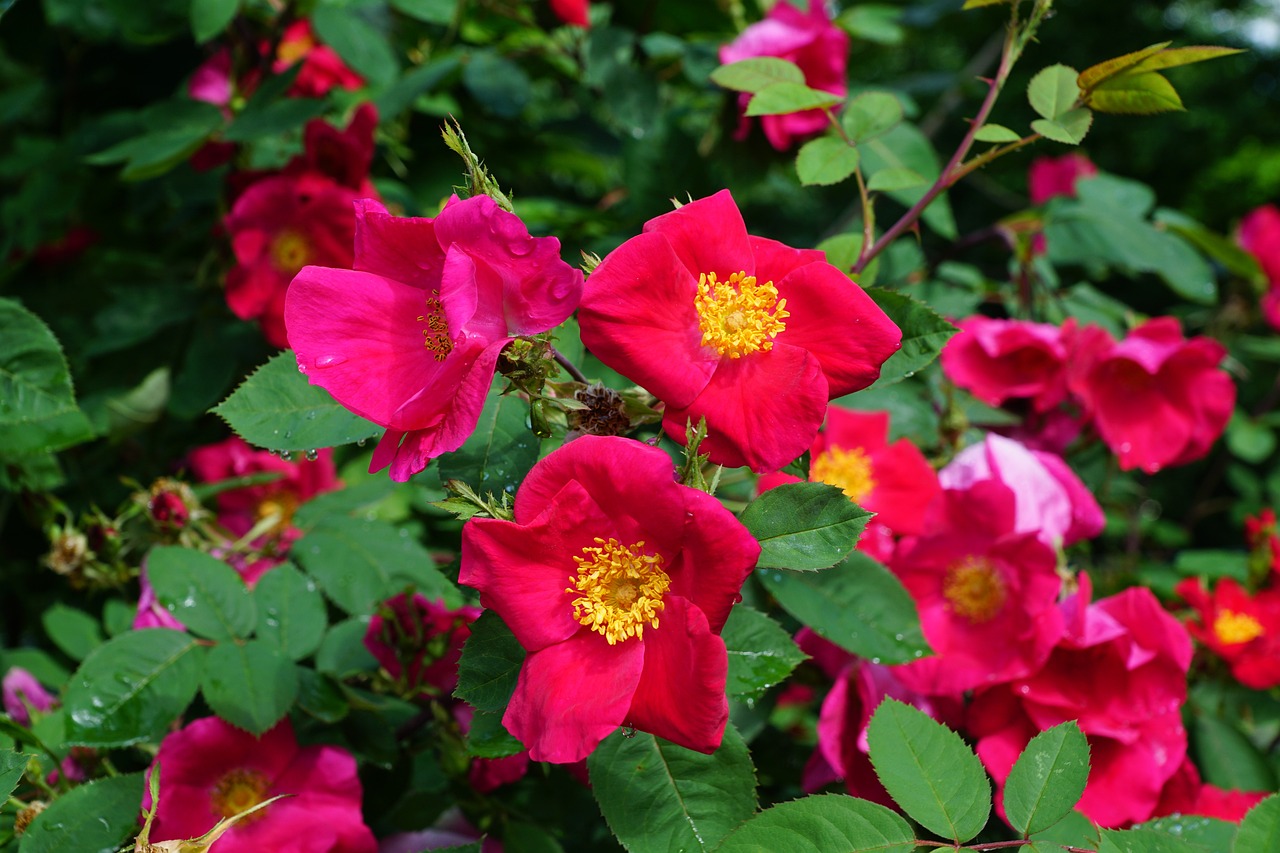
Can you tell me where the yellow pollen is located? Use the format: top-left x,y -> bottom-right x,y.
415,290 -> 454,361
276,33 -> 314,66
694,271 -> 789,358
270,231 -> 312,273
211,768 -> 271,822
255,491 -> 299,534
942,556 -> 1007,624
1214,609 -> 1265,645
810,446 -> 877,504
567,537 -> 671,645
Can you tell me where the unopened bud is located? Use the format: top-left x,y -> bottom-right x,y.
144,479 -> 198,529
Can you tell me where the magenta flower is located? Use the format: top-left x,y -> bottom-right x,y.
285,195 -> 583,481
940,316 -> 1072,412
144,716 -> 375,853
1070,316 -> 1234,473
1028,153 -> 1098,205
579,190 -> 900,472
459,435 -> 760,763
938,433 -> 1103,549
720,0 -> 849,150
363,594 -> 481,696
2,668 -> 55,726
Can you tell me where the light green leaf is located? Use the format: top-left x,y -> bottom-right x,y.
711,57 -> 805,93
1087,72 -> 1184,115
836,6 -> 904,45
588,726 -> 756,853
0,299 -> 94,457
201,640 -> 299,735
841,92 -> 903,143
796,137 -> 860,186
867,699 -> 991,843
860,124 -> 955,239
41,604 -> 103,662
1078,42 -> 1172,91
1028,64 -> 1082,120
1236,795 -> 1280,852
254,563 -> 328,661
973,123 -> 1022,143
866,167 -> 926,191
715,794 -> 916,853
758,553 -> 929,663
19,772 -> 144,853
1031,108 -> 1093,145
746,82 -> 842,116
1138,815 -> 1237,852
722,605 -> 808,699
1004,722 -> 1090,836
147,546 -> 256,642
740,482 -> 872,571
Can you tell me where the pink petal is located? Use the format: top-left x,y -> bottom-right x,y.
642,190 -> 755,285
668,488 -> 760,634
352,199 -> 447,289
625,596 -> 728,754
504,631 -> 643,763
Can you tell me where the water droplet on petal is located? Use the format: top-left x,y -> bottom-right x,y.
316,354 -> 348,368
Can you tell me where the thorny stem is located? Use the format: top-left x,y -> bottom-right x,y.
852,0 -> 1054,275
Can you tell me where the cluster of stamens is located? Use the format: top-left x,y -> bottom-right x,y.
567,537 -> 671,645
1214,609 -> 1264,645
693,271 -> 789,358
810,446 -> 877,504
942,556 -> 1007,624
417,290 -> 454,361
211,768 -> 271,822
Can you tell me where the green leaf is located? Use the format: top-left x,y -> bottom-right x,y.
588,726 -> 756,853
223,97 -> 327,142
711,57 -> 805,93
389,0 -> 455,25
211,351 -> 382,453
746,82 -> 842,116
147,546 -> 256,642
722,605 -> 808,699
0,299 -> 94,457
1004,722 -> 1090,836
85,101 -> 226,181
973,123 -> 1022,143
1031,108 -> 1093,145
64,629 -> 204,747
0,750 -> 26,802
867,167 -> 926,191
311,5 -> 397,86
1227,412 -> 1276,464
1236,795 -> 1280,852
41,604 -> 103,662
1031,810 -> 1101,850
1193,715 -> 1276,791
19,772 -> 145,853
1078,42 -> 1172,91
860,124 -> 955,239
866,287 -> 957,387
1138,815 -> 1237,851
201,639 -> 299,735
840,92 -> 903,143
296,666 -> 351,722
463,50 -> 533,118
758,552 -> 928,663
295,515 -> 460,615
467,709 -> 525,758
437,387 -> 540,496
796,137 -> 860,187
254,563 -> 328,661
316,617 -> 378,677
867,698 -> 991,843
190,0 -> 239,43
454,610 -> 525,712
1098,827 -> 1203,852
1087,72 -> 1184,115
836,6 -> 904,45
1028,64 -> 1082,120
963,0 -> 1011,7
716,794 -> 916,853
740,482 -> 872,571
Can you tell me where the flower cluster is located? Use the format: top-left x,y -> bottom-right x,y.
1239,204 -> 1280,330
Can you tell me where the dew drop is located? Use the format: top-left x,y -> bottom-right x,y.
315,354 -> 348,368
304,449 -> 319,461
357,438 -> 368,447
280,451 -> 294,461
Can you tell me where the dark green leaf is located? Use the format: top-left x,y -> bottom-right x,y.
746,82 -> 842,116
760,553 -> 928,663
224,97 -> 326,142
1227,412 -> 1276,464
1138,815 -> 1237,851
1004,721 -> 1090,836
867,287 -> 957,387
1098,827 -> 1201,852
1031,810 -> 1101,850
715,794 -> 916,853
1028,64 -> 1082,120
41,604 -> 103,662
867,699 -> 991,843
19,772 -> 144,853
588,726 -> 756,853
467,709 -> 525,758
201,639 -> 299,735
389,0 -> 454,24
796,137 -> 859,187
64,630 -> 204,747
740,482 -> 872,571
147,545 -> 256,641
190,0 -> 239,43
316,618 -> 378,677
296,666 -> 351,722
840,91 -> 903,142
254,563 -> 328,661
1193,715 -> 1276,791
0,750 -> 25,802
85,101 -> 225,180
463,51 -> 533,118
455,611 -> 525,712
1236,795 -> 1280,852
0,298 -> 94,457
711,57 -> 805,93
437,387 -> 540,496
312,5 -> 397,85
295,515 -> 460,615
211,351 -> 382,452
860,124 -> 955,239
722,605 -> 808,699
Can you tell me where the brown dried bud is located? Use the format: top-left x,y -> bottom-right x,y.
43,527 -> 90,577
15,801 -> 46,836
570,384 -> 631,437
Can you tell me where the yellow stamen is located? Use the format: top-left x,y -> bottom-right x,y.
270,231 -> 311,273
255,491 -> 299,535
1214,609 -> 1264,645
567,537 -> 671,645
211,768 -> 271,822
942,556 -> 1007,624
415,290 -> 454,361
694,271 -> 788,358
810,446 -> 877,504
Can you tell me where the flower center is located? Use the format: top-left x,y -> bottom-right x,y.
417,290 -> 454,362
810,446 -> 877,504
694,271 -> 789,358
211,768 -> 271,822
270,231 -> 312,273
942,556 -> 1007,624
1214,609 -> 1264,645
276,33 -> 314,66
567,538 -> 671,645
255,491 -> 299,534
